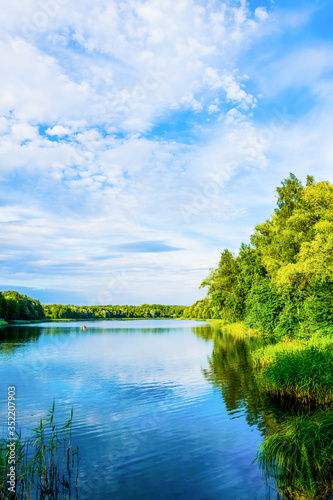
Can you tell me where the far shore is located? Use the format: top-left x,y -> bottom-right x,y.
4,317 -> 195,325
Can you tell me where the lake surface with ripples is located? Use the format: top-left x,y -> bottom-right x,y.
0,319 -> 281,499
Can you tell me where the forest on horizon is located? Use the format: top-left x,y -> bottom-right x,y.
2,172 -> 333,334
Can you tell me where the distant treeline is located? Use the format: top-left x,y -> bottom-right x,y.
0,293 -> 186,322
184,173 -> 333,339
43,304 -> 185,320
0,291 -> 45,322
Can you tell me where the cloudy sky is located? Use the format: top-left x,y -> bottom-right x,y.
0,0 -> 333,306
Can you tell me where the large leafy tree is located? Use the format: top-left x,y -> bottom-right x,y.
198,173 -> 333,337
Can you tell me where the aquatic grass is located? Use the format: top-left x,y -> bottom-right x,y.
252,335 -> 333,497
0,403 -> 79,499
264,346 -> 333,404
256,410 -> 333,499
252,337 -> 304,370
252,337 -> 333,404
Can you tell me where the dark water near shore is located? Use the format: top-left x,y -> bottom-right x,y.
0,320 -> 281,499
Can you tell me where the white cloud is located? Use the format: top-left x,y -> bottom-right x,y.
46,125 -> 71,136
208,104 -> 219,114
1,0 -> 270,130
5,0 -> 331,305
0,39 -> 89,123
203,68 -> 256,108
255,7 -> 269,22
11,123 -> 39,141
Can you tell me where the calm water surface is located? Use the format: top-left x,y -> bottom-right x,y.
0,320 -> 280,499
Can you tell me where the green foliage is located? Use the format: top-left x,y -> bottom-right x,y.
43,303 -> 186,320
256,339 -> 333,405
0,291 -> 45,322
256,410 -> 333,499
0,291 -> 186,322
190,173 -> 333,498
275,172 -> 304,219
182,298 -> 213,319
196,173 -> 333,339
245,279 -> 283,336
198,244 -> 267,323
301,281 -> 333,336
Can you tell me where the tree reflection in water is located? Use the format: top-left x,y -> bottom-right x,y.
0,326 -> 41,355
192,325 -> 315,499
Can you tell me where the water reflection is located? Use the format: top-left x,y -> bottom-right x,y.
193,326 -> 312,428
0,326 -> 41,355
192,325 -> 325,499
0,321 -> 288,499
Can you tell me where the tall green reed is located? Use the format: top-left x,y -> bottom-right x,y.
0,402 -> 79,499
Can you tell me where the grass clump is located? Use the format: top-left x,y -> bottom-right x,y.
0,403 -> 79,500
252,337 -> 304,370
251,333 -> 333,498
256,410 -> 333,499
253,336 -> 333,405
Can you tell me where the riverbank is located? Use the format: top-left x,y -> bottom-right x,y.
205,319 -> 263,335
200,319 -> 333,500
7,317 -> 186,325
188,318 -> 266,337
0,320 -> 8,327
255,332 -> 333,499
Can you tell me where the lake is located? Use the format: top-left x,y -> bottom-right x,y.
0,319 -> 280,499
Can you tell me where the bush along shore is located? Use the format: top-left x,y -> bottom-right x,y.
183,173 -> 333,499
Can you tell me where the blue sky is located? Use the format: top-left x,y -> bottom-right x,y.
1,0 -> 333,305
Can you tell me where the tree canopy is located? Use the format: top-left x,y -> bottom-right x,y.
0,291 -> 45,322
189,173 -> 333,338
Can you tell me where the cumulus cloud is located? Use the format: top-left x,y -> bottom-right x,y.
46,125 -> 71,136
2,0 -> 331,305
2,0 -> 270,129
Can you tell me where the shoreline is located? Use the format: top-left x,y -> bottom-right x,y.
5,317 -> 191,325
